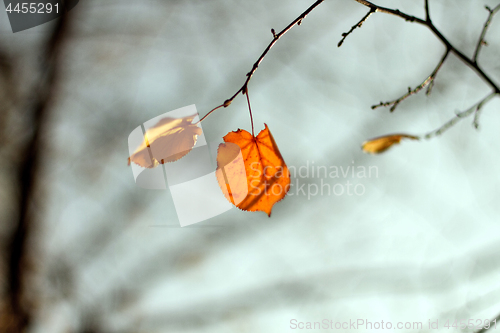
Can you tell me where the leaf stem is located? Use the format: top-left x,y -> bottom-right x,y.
244,87 -> 255,137
198,104 -> 224,123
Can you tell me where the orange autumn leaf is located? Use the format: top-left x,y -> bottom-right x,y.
128,114 -> 202,168
216,124 -> 290,216
362,133 -> 419,154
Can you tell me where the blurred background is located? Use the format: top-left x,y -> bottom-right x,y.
1,0 -> 500,332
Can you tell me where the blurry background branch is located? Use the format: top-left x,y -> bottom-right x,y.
0,50 -> 15,147
2,8 -> 72,333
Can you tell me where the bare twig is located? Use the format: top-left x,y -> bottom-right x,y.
337,1 -> 426,44
199,0 -> 324,123
198,104 -> 225,123
350,1 -> 500,141
424,91 -> 497,139
372,49 -> 450,112
201,0 -> 500,126
473,109 -> 483,129
200,0 -> 500,144
424,0 -> 431,22
244,87 -> 255,137
345,0 -> 500,97
337,8 -> 375,47
352,0 -> 426,23
473,4 -> 500,63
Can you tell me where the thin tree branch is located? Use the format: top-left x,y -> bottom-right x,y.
200,0 -> 500,148
244,87 -> 255,137
425,0 -> 431,22
201,0 -> 500,125
372,49 -> 450,112
352,0 -> 426,24
200,0 -> 324,122
473,100 -> 484,130
337,8 -> 375,47
345,0 -> 500,95
424,91 -> 497,139
198,104 -> 224,123
473,4 -> 500,63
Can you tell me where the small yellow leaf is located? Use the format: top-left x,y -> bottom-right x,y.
362,133 -> 419,154
129,115 -> 202,168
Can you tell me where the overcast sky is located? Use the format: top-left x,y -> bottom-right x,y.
2,0 -> 500,332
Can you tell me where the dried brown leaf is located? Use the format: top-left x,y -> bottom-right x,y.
362,133 -> 419,154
